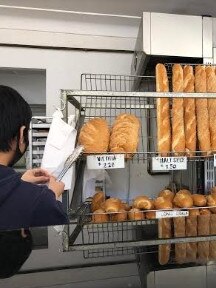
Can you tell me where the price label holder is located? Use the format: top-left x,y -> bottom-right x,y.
152,157 -> 187,171
156,210 -> 189,219
87,154 -> 125,170
214,154 -> 216,167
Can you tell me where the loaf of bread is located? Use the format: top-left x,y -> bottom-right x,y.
91,191 -> 106,212
209,214 -> 216,260
206,66 -> 216,152
133,196 -> 154,210
172,64 -> 185,155
206,194 -> 216,213
110,209 -> 127,222
192,194 -> 207,207
174,217 -> 186,264
186,210 -> 199,263
154,197 -> 173,210
197,211 -> 210,263
195,65 -> 211,156
109,113 -> 140,158
104,198 -> 122,213
183,65 -> 196,157
78,118 -> 110,153
128,208 -> 144,221
176,189 -> 192,196
173,193 -> 193,208
158,189 -> 175,202
92,209 -> 109,223
156,64 -> 171,156
145,211 -> 156,219
158,218 -> 172,265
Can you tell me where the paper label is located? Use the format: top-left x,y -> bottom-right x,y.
156,210 -> 189,219
87,154 -> 125,170
152,157 -> 187,171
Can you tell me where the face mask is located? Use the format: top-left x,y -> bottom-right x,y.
9,132 -> 29,167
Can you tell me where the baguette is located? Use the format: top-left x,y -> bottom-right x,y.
186,214 -> 198,263
174,217 -> 186,264
183,65 -> 196,157
156,64 -> 171,156
172,64 -> 185,155
209,214 -> 216,260
197,212 -> 210,263
158,218 -> 171,265
195,65 -> 211,156
206,66 -> 216,152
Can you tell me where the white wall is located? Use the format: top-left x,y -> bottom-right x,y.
0,69 -> 46,104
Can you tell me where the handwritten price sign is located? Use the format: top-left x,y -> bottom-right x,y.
87,154 -> 125,170
156,210 -> 189,219
152,157 -> 187,171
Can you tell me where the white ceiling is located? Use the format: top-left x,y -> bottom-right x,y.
0,0 -> 216,17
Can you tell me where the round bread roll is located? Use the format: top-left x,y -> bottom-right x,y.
92,209 -> 109,223
173,193 -> 193,208
110,209 -> 128,222
206,194 -> 216,213
128,208 -> 144,221
158,189 -> 175,202
121,202 -> 131,211
91,191 -> 105,212
145,211 -> 156,219
189,208 -> 200,217
133,196 -> 154,210
192,194 -> 207,207
104,198 -> 121,213
199,208 -> 211,215
176,189 -> 192,196
154,197 -> 173,210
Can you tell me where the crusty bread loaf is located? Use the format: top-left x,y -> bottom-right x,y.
92,209 -> 109,223
110,209 -> 128,222
104,198 -> 122,213
209,214 -> 216,260
128,208 -> 144,221
91,191 -> 105,212
206,194 -> 216,213
173,193 -> 193,208
158,218 -> 172,265
154,197 -> 173,210
158,189 -> 175,202
195,65 -> 211,156
133,196 -> 154,210
197,212 -> 210,263
186,213 -> 198,263
172,64 -> 185,155
79,118 -> 110,153
206,66 -> 216,152
109,113 -> 140,158
156,64 -> 171,156
183,65 -> 196,157
174,217 -> 186,264
192,194 -> 207,207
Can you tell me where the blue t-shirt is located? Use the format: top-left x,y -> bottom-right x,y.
0,165 -> 68,230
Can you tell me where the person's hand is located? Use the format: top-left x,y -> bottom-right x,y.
48,176 -> 65,199
21,168 -> 50,184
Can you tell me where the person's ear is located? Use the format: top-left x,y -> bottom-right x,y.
19,126 -> 26,147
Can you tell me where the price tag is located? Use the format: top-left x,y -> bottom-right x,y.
152,157 -> 187,171
156,210 -> 189,219
214,154 -> 216,167
87,154 -> 125,170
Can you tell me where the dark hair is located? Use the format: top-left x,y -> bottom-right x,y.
0,85 -> 32,152
0,230 -> 32,278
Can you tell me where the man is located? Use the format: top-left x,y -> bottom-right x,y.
0,85 -> 68,229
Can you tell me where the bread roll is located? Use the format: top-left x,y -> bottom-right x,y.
110,209 -> 127,222
109,113 -> 140,158
174,217 -> 186,264
78,118 -> 110,153
104,198 -> 121,213
128,208 -> 144,221
206,66 -> 216,152
173,193 -> 193,208
209,214 -> 216,260
91,191 -> 105,212
186,211 -> 199,263
158,189 -> 175,202
206,194 -> 216,213
92,209 -> 109,223
176,189 -> 192,196
145,211 -> 156,219
172,64 -> 185,155
195,65 -> 211,156
183,65 -> 196,157
158,218 -> 172,265
154,197 -> 173,210
156,64 -> 171,156
120,202 -> 131,211
197,211 -> 210,263
192,194 -> 207,207
133,196 -> 154,210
